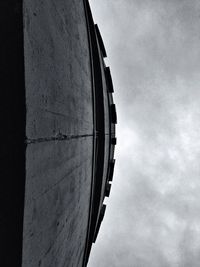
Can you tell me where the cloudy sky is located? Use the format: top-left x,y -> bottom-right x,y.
88,1 -> 200,266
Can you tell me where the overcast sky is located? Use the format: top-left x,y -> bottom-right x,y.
88,1 -> 200,266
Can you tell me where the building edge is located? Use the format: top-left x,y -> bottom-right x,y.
82,1 -> 117,266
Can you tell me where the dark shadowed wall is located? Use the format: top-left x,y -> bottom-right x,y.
0,2 -> 25,267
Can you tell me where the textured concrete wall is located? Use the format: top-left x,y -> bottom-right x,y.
23,1 -> 94,266
24,0 -> 92,139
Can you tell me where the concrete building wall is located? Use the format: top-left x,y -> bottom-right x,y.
0,1 -> 115,266
23,1 -> 94,266
24,0 -> 93,139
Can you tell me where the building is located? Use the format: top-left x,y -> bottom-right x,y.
1,1 -> 116,266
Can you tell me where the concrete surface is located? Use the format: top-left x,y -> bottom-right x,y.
24,0 -> 93,139
23,138 -> 93,267
0,1 -> 115,266
23,0 -> 94,266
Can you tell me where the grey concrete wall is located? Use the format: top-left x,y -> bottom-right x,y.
24,0 -> 93,139
23,139 -> 93,267
23,0 -> 94,266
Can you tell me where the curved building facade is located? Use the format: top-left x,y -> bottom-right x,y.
1,1 -> 116,266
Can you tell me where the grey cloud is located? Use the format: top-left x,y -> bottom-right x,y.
88,1 -> 200,266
